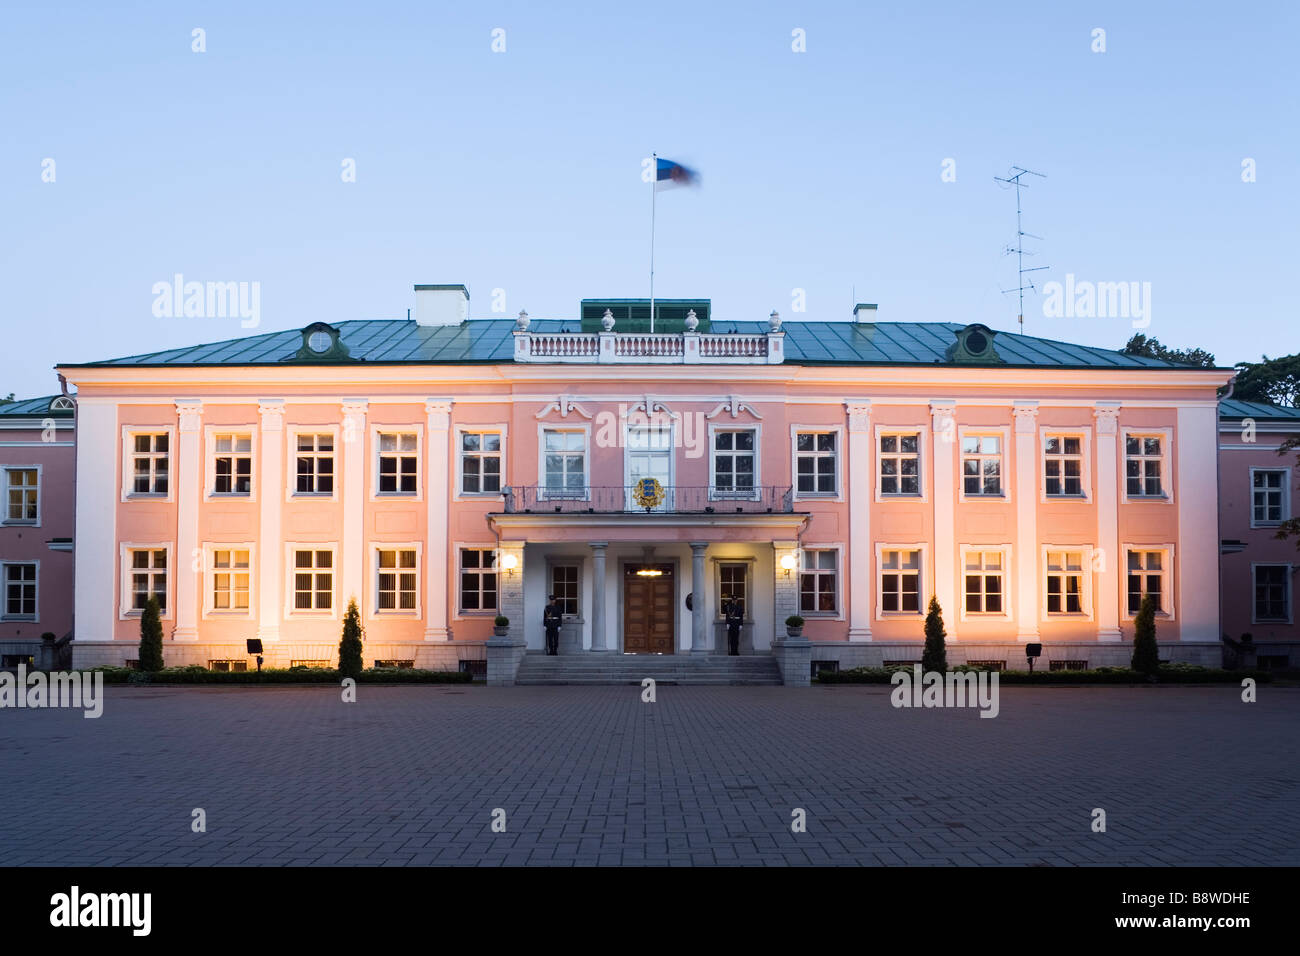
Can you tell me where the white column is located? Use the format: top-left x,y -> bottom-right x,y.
341,399 -> 368,614
691,542 -> 709,653
173,399 -> 204,641
845,400 -> 873,641
73,399 -> 117,641
257,400 -> 284,642
930,401 -> 957,624
1093,403 -> 1122,641
1177,404 -> 1220,641
590,543 -> 609,651
424,398 -> 453,641
1013,401 -> 1039,641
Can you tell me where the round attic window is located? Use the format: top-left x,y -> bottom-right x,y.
308,330 -> 332,353
965,330 -> 988,354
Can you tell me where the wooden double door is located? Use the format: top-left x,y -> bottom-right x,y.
623,564 -> 675,654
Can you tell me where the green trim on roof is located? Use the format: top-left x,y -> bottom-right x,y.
59,318 -> 1235,371
1219,398 -> 1300,421
0,395 -> 74,416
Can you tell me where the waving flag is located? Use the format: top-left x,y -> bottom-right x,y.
654,157 -> 699,191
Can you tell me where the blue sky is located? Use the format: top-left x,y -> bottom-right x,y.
2,1 -> 1295,398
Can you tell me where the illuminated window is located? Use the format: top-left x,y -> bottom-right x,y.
1045,551 -> 1085,614
129,434 -> 169,496
295,434 -> 334,494
459,548 -> 497,613
880,549 -> 921,614
961,434 -> 1003,496
964,550 -> 1005,614
1044,435 -> 1084,497
294,549 -> 333,611
376,548 -> 418,612
878,433 -> 920,496
3,468 -> 38,522
211,549 -> 250,612
799,549 -> 838,614
377,432 -> 419,494
213,433 -> 253,495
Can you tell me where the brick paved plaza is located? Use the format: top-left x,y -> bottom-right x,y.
2,684 -> 1297,866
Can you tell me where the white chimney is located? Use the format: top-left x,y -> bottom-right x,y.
853,302 -> 878,323
414,284 -> 469,326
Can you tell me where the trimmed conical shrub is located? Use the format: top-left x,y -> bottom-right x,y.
339,598 -> 364,679
1131,593 -> 1159,675
922,596 -> 947,673
138,595 -> 164,672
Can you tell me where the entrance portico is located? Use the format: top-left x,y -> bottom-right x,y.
488,500 -> 808,657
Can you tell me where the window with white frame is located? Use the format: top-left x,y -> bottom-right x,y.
460,431 -> 502,494
377,432 -> 419,494
213,433 -> 252,495
2,563 -> 36,620
295,434 -> 334,495
964,550 -> 1005,614
795,432 -> 837,495
713,429 -> 756,496
293,549 -> 333,611
718,562 -> 749,618
458,548 -> 497,613
376,548 -> 418,612
1125,435 -> 1165,497
1254,565 -> 1291,622
1126,549 -> 1167,615
799,549 -> 838,614
129,433 -> 169,496
1045,551 -> 1086,615
542,429 -> 586,497
210,549 -> 251,613
879,549 -> 922,614
550,563 -> 579,617
3,468 -> 38,523
878,433 -> 921,496
961,434 -> 1003,496
1044,435 -> 1084,497
1252,469 -> 1288,525
126,548 -> 168,613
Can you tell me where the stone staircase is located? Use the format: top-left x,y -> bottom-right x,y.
514,652 -> 784,685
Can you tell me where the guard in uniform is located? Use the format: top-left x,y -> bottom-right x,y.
543,594 -> 563,655
724,594 -> 744,656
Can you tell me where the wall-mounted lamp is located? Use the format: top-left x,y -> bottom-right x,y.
500,553 -> 519,575
780,553 -> 798,577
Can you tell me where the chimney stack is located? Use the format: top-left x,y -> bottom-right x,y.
853,302 -> 878,323
414,284 -> 469,326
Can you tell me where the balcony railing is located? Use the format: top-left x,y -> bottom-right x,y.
500,485 -> 796,514
512,329 -> 784,364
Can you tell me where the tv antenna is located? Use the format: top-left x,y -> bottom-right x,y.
994,166 -> 1048,333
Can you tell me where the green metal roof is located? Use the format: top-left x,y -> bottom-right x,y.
0,395 -> 73,417
1219,399 -> 1300,420
60,319 -> 1224,370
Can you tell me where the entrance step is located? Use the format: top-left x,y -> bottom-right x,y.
515,653 -> 783,685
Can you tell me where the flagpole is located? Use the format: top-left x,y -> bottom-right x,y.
649,152 -> 656,334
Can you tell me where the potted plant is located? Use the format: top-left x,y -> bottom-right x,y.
785,614 -> 805,638
493,615 -> 510,638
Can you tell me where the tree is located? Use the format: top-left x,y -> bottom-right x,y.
138,595 -> 164,672
1131,593 -> 1159,676
1122,333 -> 1216,369
339,598 -> 364,678
0,393 -> 14,405
1232,353 -> 1300,408
922,596 -> 947,674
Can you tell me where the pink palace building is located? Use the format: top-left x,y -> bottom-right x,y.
55,286 -> 1234,684
0,393 -> 76,667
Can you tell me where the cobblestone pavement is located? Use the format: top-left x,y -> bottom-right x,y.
2,684 -> 1297,865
